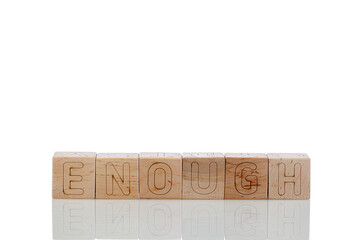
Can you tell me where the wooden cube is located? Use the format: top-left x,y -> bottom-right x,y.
268,153 -> 310,199
139,153 -> 182,199
52,152 -> 96,199
182,153 -> 225,199
225,153 -> 268,199
96,153 -> 139,199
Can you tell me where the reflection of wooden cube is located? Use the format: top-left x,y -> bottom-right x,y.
96,199 -> 139,239
139,153 -> 182,199
182,153 -> 225,199
139,200 -> 181,239
96,153 -> 139,199
225,200 -> 268,240
182,200 -> 224,239
52,199 -> 95,238
52,152 -> 96,199
268,153 -> 310,199
268,200 -> 310,239
225,153 -> 268,199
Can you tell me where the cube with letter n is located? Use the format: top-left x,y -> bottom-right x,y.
96,153 -> 139,199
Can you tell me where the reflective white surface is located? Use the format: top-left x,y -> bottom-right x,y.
53,199 -> 310,239
2,0 -> 360,239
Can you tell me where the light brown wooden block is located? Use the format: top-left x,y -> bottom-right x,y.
182,153 -> 225,199
139,153 -> 182,199
225,153 -> 268,199
52,152 -> 96,199
268,153 -> 310,199
96,153 -> 139,199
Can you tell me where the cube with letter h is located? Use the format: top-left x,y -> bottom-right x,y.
268,153 -> 310,199
52,152 -> 96,199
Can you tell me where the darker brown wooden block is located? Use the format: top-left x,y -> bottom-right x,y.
96,153 -> 139,199
225,153 -> 268,199
182,153 -> 225,199
268,153 -> 310,199
139,153 -> 182,199
52,152 -> 96,199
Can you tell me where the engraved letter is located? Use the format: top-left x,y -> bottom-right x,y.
106,162 -> 131,196
148,163 -> 172,195
278,163 -> 301,196
235,162 -> 258,195
191,162 -> 217,195
63,162 -> 84,195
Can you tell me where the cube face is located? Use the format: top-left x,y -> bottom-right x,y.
139,153 -> 182,199
182,153 -> 225,199
52,152 -> 96,199
225,153 -> 268,199
268,153 -> 310,200
96,153 -> 139,199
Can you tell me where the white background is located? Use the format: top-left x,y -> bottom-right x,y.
1,0 -> 359,239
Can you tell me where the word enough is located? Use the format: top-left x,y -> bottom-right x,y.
52,152 -> 310,200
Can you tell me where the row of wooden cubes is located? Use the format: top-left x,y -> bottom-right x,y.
52,152 -> 310,199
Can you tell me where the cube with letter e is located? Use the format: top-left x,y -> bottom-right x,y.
52,152 -> 96,199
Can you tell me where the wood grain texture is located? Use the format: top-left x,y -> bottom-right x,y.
268,153 -> 310,199
225,153 -> 268,199
182,153 -> 225,199
96,153 -> 139,199
139,153 -> 182,199
52,152 -> 96,199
